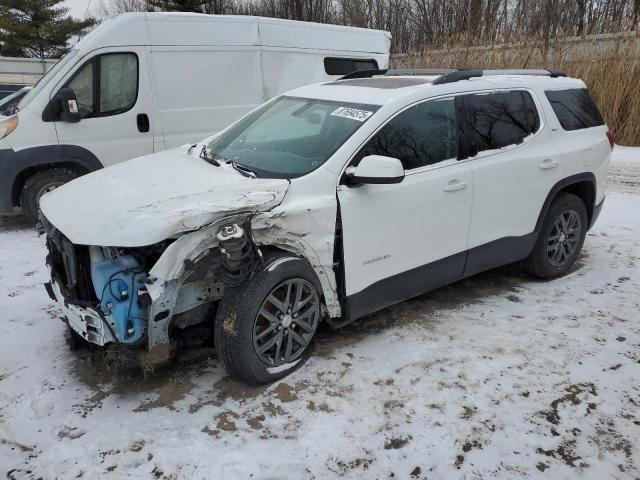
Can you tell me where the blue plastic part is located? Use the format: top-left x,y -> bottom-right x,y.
90,254 -> 146,344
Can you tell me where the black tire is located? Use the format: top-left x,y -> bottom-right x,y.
214,253 -> 323,385
524,192 -> 588,279
20,168 -> 79,222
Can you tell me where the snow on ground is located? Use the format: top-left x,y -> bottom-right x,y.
610,146 -> 640,195
1,151 -> 639,479
612,146 -> 640,164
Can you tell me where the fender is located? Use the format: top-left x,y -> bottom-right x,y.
0,144 -> 103,212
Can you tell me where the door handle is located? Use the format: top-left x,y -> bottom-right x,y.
443,179 -> 469,192
137,113 -> 150,133
539,158 -> 559,170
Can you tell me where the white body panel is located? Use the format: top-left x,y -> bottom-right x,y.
465,92 -> 565,249
39,145 -> 289,246
51,46 -> 155,167
338,161 -> 472,295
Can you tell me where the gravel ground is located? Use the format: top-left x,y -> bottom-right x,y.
0,148 -> 639,479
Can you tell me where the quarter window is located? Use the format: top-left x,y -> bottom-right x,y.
459,90 -> 540,157
64,53 -> 138,119
355,98 -> 458,170
545,88 -> 604,131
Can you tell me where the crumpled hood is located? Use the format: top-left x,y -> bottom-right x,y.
39,146 -> 289,247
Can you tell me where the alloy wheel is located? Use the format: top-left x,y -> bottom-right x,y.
546,209 -> 582,267
253,278 -> 320,366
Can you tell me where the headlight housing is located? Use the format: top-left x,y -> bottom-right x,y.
0,115 -> 18,139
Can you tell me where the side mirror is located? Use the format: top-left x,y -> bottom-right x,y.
56,88 -> 81,123
345,155 -> 405,185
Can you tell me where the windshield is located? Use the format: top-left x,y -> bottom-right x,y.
17,51 -> 77,110
206,96 -> 380,178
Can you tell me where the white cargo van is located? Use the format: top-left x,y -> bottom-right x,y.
0,13 -> 390,219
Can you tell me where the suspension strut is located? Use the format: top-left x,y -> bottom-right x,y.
216,224 -> 255,287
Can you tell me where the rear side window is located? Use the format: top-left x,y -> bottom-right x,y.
355,97 -> 458,170
459,90 -> 540,157
324,58 -> 378,75
545,88 -> 604,131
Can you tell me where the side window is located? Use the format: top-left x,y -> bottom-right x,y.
324,58 -> 378,75
99,53 -> 138,115
545,88 -> 604,131
67,61 -> 95,118
355,98 -> 457,170
460,90 -> 540,157
64,53 -> 138,119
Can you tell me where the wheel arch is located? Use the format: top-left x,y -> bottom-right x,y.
534,172 -> 597,235
11,144 -> 103,207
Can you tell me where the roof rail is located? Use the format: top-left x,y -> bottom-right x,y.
432,69 -> 567,85
388,68 -> 457,76
339,69 -> 388,80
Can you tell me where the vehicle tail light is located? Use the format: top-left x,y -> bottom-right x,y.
606,130 -> 615,149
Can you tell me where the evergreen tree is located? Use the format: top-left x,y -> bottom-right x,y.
146,0 -> 204,13
0,0 -> 96,58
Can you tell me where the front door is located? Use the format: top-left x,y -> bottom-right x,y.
53,47 -> 154,167
337,97 -> 473,321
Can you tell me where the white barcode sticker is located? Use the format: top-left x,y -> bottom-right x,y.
330,106 -> 373,122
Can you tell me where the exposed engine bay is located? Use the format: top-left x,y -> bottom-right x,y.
41,213 -> 268,360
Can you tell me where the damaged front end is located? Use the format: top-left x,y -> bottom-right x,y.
41,213 -> 265,364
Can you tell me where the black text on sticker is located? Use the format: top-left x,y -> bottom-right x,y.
331,107 -> 373,122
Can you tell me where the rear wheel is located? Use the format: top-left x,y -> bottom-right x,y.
20,168 -> 79,222
214,253 -> 322,385
524,193 -> 588,279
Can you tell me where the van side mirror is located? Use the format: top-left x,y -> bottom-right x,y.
56,88 -> 81,123
345,155 -> 405,185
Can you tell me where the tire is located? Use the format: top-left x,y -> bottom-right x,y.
524,192 -> 588,279
214,253 -> 323,385
20,168 -> 79,222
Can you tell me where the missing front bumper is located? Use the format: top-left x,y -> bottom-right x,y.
50,279 -> 114,346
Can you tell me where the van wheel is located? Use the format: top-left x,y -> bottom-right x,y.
20,168 -> 78,222
214,253 -> 322,385
524,193 -> 588,279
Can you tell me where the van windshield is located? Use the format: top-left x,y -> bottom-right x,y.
206,96 -> 380,178
18,51 -> 77,110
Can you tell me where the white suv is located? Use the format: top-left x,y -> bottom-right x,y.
40,69 -> 612,384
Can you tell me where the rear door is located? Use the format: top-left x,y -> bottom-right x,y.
544,88 -> 610,204
461,89 -> 564,276
337,97 -> 473,320
53,47 -> 154,167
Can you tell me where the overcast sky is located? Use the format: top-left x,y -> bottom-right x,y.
62,0 -> 107,20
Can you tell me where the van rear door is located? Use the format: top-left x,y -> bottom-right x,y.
52,47 -> 155,167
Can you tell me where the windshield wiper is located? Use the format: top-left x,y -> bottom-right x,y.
199,145 -> 220,167
229,161 -> 259,178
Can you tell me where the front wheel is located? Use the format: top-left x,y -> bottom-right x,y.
20,168 -> 79,222
524,192 -> 588,279
214,253 -> 322,385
